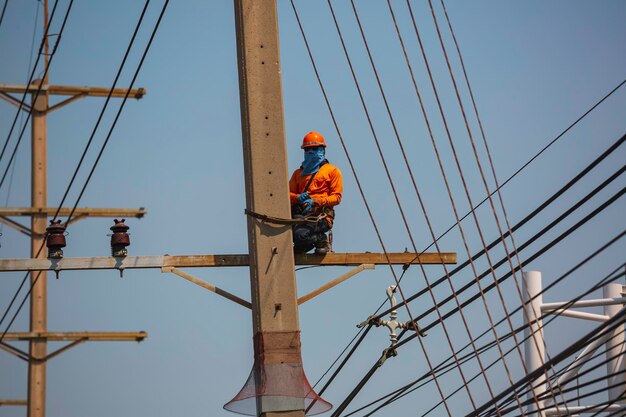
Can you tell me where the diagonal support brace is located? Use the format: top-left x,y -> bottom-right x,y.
0,216 -> 38,237
297,264 -> 375,305
161,267 -> 252,309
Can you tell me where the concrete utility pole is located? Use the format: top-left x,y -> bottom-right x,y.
28,81 -> 48,417
234,1 -> 304,416
0,3 -> 146,415
28,2 -> 51,412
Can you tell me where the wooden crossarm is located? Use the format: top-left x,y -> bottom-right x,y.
0,252 -> 456,272
1,331 -> 147,342
0,83 -> 146,99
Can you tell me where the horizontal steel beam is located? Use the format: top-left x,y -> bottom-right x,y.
0,207 -> 147,218
545,404 -> 625,415
2,332 -> 147,342
0,83 -> 146,99
545,309 -> 609,322
541,297 -> 626,310
0,252 -> 456,272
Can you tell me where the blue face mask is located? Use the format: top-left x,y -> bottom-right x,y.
301,147 -> 325,176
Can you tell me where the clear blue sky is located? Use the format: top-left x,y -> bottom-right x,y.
1,1 -> 625,416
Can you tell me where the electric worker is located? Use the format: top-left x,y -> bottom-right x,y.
290,131 -> 343,255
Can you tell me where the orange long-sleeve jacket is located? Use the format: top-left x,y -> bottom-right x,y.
289,162 -> 343,218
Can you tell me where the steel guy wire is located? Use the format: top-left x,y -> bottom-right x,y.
380,138 -> 626,320
344,0 -> 507,411
466,270 -> 626,417
295,3 -> 625,412
495,370 -> 626,417
361,267 -> 626,416
405,78 -> 626,264
588,391 -> 626,417
403,0 -> 564,410
382,0 -> 555,411
391,166 -> 626,331
343,235 -> 626,417
315,134 -> 624,410
390,0 -> 539,409
289,2 -> 453,415
403,187 -> 626,350
354,190 -> 626,412
0,0 -> 66,177
457,264 -> 626,416
439,340 -> 626,417
424,0 -> 569,409
330,0 -> 489,413
494,354 -> 626,417
496,339 -> 626,416
314,126 -> 624,403
365,221 -> 626,412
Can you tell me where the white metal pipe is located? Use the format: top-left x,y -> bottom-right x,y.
544,309 -> 609,323
545,404 -> 625,415
557,329 -> 613,387
524,271 -> 546,417
604,283 -> 626,403
541,297 -> 626,311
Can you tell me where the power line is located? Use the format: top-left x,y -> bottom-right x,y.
0,0 -> 9,31
410,186 -> 625,340
348,0 -> 507,410
466,275 -> 626,417
50,0 -> 151,221
307,126 -> 625,409
0,0 -> 151,330
0,0 -> 73,188
0,0 -> 61,164
382,148 -> 626,322
447,266 -> 626,417
339,234 -> 625,416
0,0 -> 42,249
412,78 -> 626,258
0,0 -> 170,344
288,1 -> 454,414
308,135 -> 624,413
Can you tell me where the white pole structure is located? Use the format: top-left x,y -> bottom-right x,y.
603,283 -> 626,404
524,271 -> 546,417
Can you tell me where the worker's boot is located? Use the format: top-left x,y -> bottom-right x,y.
314,233 -> 330,255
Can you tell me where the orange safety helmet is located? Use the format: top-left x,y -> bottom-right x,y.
301,131 -> 327,149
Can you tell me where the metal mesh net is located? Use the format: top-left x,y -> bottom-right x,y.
223,331 -> 332,415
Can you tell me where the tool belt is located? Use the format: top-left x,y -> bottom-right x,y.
291,204 -> 335,224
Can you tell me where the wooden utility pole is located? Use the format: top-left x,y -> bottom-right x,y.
235,1 -> 304,415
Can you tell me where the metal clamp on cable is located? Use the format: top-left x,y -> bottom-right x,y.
362,285 -> 427,349
244,208 -> 326,225
356,316 -> 383,328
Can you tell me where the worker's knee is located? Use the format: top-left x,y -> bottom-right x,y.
293,224 -> 314,245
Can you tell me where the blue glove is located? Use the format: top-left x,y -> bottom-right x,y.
301,198 -> 313,214
297,192 -> 310,203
